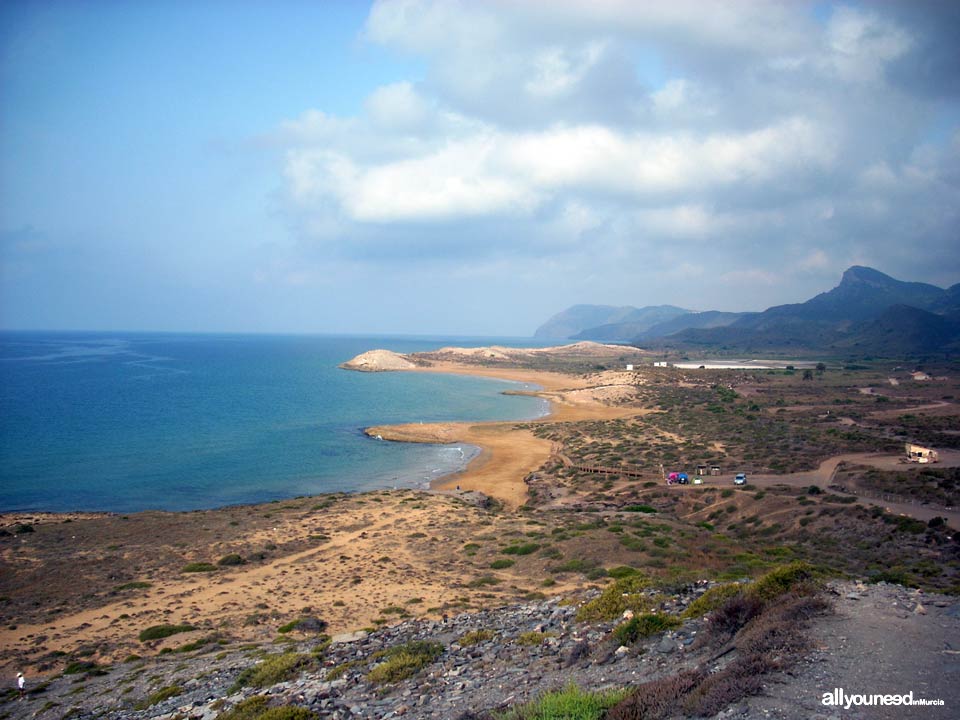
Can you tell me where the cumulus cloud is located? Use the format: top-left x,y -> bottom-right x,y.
273,0 -> 960,318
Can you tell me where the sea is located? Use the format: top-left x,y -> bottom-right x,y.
0,332 -> 551,513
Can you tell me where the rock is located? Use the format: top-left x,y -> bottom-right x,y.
340,350 -> 418,372
656,637 -> 676,654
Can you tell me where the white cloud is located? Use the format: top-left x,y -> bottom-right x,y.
283,116 -> 835,225
824,6 -> 913,84
269,0 -> 960,323
365,82 -> 431,132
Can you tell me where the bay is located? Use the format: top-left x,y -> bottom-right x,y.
0,332 -> 549,512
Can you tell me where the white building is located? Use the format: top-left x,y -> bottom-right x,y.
906,443 -> 939,463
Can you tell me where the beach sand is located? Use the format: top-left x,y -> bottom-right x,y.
368,362 -> 644,508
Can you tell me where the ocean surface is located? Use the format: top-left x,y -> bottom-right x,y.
0,332 -> 550,513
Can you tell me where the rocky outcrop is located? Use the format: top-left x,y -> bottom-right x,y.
340,350 -> 418,372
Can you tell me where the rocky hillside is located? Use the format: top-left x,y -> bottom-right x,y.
4,576 -> 957,720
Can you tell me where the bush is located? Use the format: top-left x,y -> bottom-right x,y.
112,581 -> 152,592
231,653 -> 314,691
497,683 -> 628,720
181,562 -> 218,573
135,685 -> 182,710
623,505 -> 657,513
516,631 -> 552,646
459,630 -> 495,646
502,543 -> 541,556
63,661 -> 99,675
613,614 -> 680,645
747,561 -> 818,602
576,576 -> 650,622
258,710 -> 318,720
218,554 -> 246,566
606,668 -> 705,720
367,641 -> 443,684
682,584 -> 743,619
138,624 -> 195,642
490,559 -> 515,569
606,566 -> 639,579
216,697 -> 319,720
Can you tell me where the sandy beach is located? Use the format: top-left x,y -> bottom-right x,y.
368,361 -> 645,508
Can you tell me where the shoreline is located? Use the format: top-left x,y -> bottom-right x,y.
365,361 -> 643,508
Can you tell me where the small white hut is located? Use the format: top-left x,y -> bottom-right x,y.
905,443 -> 939,463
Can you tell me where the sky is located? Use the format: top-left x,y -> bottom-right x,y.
1,0 -> 959,337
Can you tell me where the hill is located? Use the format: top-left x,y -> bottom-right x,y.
534,267 -> 960,356
536,305 -> 689,341
663,267 -> 959,355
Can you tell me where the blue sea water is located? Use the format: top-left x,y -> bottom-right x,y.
0,332 -> 549,513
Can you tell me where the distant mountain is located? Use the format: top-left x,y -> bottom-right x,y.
536,267 -> 959,356
836,305 -> 960,355
741,266 -> 946,326
658,267 -> 960,356
534,304 -> 688,340
633,310 -> 749,341
570,305 -> 691,342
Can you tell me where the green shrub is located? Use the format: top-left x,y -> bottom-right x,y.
62,661 -> 99,675
459,629 -> 495,646
216,697 -> 269,720
613,614 -> 680,645
747,562 -> 819,602
496,682 -> 628,720
257,709 -> 318,720
215,697 -> 319,720
623,505 -> 657,513
516,631 -> 552,646
231,653 -> 314,691
490,559 -> 516,569
181,562 -> 218,573
682,584 -> 743,619
502,543 -> 541,556
175,635 -> 220,653
367,641 -> 443,684
218,554 -> 246,566
606,566 -> 639,579
325,660 -> 359,681
576,576 -> 650,622
113,581 -> 152,592
138,624 -> 195,642
135,685 -> 182,710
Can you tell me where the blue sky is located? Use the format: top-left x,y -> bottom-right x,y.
2,0 -> 959,336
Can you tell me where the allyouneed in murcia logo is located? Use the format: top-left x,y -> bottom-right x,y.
822,688 -> 945,709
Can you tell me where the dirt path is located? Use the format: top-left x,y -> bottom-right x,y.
747,450 -> 960,525
740,581 -> 960,719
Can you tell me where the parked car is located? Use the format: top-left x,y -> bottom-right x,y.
734,472 -> 747,485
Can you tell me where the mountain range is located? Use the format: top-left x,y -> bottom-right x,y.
534,266 -> 960,356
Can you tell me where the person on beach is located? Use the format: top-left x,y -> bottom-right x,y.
16,672 -> 25,699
